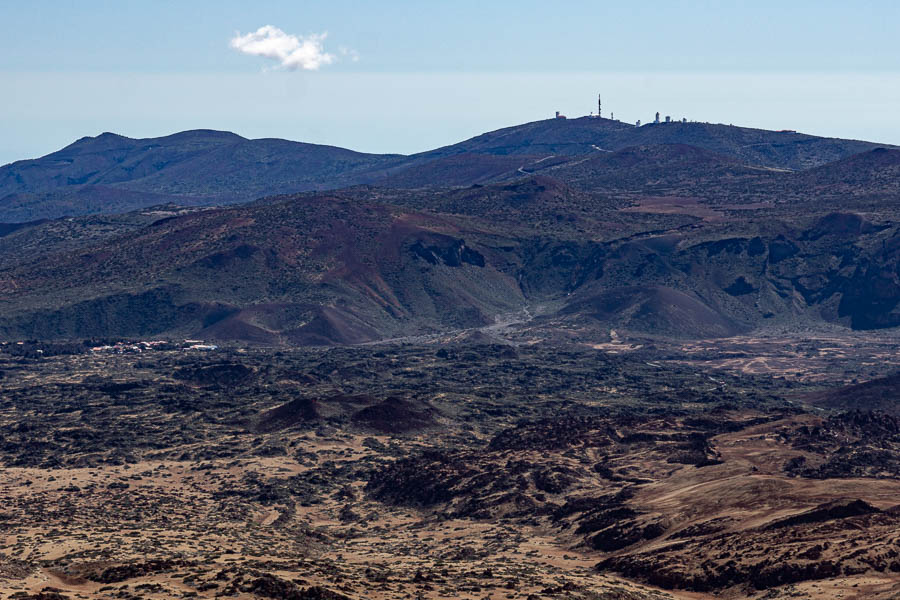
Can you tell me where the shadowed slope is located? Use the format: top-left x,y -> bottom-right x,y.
0,130 -> 404,222
0,194 -> 524,343
560,285 -> 745,339
806,372 -> 900,414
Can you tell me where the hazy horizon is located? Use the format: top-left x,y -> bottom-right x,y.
3,69 -> 900,167
3,1 -> 899,166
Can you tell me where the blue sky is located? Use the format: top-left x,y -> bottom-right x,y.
2,0 -> 899,165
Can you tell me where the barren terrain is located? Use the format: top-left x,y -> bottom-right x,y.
1,341 -> 899,600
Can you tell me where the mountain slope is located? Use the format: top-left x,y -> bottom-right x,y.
0,130 -> 404,222
807,372 -> 900,414
0,195 -> 524,343
410,116 -> 890,170
792,147 -> 900,198
2,175 -> 900,344
0,130 -> 244,194
2,118 -> 894,222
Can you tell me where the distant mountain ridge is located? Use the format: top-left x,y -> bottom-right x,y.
1,118 -> 894,222
407,117 -> 887,169
0,129 -> 404,221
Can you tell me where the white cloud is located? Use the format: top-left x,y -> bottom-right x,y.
230,25 -> 339,71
